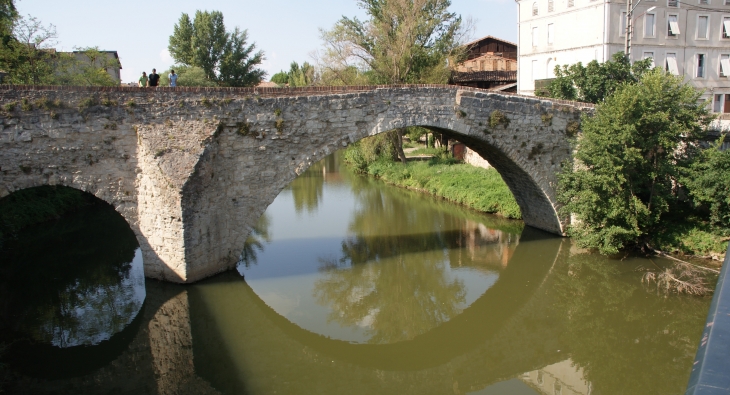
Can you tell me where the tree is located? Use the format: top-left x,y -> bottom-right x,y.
323,0 -> 468,164
270,61 -> 315,87
543,52 -> 653,103
557,69 -> 712,255
0,0 -> 17,38
167,10 -> 265,87
54,47 -> 120,87
2,14 -> 58,85
159,65 -> 217,87
683,137 -> 730,229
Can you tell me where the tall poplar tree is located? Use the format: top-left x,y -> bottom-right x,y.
323,0 -> 467,163
168,10 -> 265,87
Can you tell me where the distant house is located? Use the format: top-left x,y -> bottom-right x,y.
451,36 -> 518,91
62,50 -> 122,84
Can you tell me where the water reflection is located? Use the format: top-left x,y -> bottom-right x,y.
0,201 -> 145,378
238,153 -> 522,343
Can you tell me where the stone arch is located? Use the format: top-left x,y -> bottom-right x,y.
181,88 -> 579,281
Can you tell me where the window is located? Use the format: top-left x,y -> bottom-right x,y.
480,60 -> 486,71
532,2 -> 538,16
697,53 -> 706,78
643,52 -> 655,67
548,23 -> 554,44
532,26 -> 539,47
700,0 -> 709,4
714,94 -> 722,112
568,0 -> 574,7
698,16 -> 709,39
548,0 -> 554,12
532,59 -> 538,81
547,58 -> 555,78
668,14 -> 680,36
726,0 -> 730,5
666,53 -> 679,75
720,54 -> 730,77
668,0 -> 679,7
620,12 -> 627,36
644,13 -> 656,37
723,17 -> 730,39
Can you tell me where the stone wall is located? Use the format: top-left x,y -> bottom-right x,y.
0,85 -> 591,282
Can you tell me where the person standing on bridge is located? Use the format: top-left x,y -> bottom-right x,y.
138,71 -> 148,88
148,68 -> 160,88
169,69 -> 178,87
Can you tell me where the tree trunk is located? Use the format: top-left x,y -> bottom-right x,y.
396,129 -> 407,164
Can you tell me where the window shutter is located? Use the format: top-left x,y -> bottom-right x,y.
666,56 -> 679,75
721,58 -> 730,77
669,21 -> 680,35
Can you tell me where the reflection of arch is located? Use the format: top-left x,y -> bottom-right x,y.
532,2 -> 539,15
189,228 -> 561,372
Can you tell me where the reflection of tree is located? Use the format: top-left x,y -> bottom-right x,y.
314,254 -> 466,344
239,213 -> 271,268
0,201 -> 144,348
550,251 -> 711,395
289,154 -> 342,214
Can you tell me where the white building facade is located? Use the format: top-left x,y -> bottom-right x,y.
517,0 -> 730,113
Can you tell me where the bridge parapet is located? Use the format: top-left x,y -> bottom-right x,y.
0,85 -> 592,282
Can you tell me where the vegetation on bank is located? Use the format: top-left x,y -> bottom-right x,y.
344,145 -> 521,219
0,186 -> 93,247
555,69 -> 728,259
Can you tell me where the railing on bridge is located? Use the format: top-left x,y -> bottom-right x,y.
685,243 -> 730,394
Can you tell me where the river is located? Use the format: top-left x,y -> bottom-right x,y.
0,153 -> 713,395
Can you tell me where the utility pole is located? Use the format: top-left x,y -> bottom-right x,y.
624,0 -> 632,59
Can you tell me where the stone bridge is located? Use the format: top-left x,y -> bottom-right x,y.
0,85 -> 592,283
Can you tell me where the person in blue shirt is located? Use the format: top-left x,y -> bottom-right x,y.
169,70 -> 178,87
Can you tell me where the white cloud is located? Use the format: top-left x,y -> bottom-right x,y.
261,51 -> 280,80
159,48 -> 174,67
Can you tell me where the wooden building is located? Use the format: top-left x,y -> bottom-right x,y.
451,36 -> 518,91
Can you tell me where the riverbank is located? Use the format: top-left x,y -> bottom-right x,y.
346,154 -> 728,261
352,156 -> 522,219
0,186 -> 93,245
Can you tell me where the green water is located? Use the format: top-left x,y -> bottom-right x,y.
0,154 -> 713,395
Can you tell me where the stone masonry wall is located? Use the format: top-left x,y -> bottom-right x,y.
0,85 -> 592,283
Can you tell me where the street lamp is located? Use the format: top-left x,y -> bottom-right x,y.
624,0 -> 657,61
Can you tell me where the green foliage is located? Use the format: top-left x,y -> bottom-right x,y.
488,110 -> 510,128
546,52 -> 653,104
343,133 -> 399,172
270,71 -> 288,85
684,137 -> 730,229
167,10 -> 265,87
3,101 -> 15,111
0,185 -> 92,245
323,0 -> 466,85
558,69 -> 712,255
160,65 -> 218,87
348,155 -> 522,219
78,96 -> 97,110
19,98 -> 30,111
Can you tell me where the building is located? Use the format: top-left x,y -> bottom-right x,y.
63,50 -> 122,84
516,0 -> 730,113
451,35 -> 518,91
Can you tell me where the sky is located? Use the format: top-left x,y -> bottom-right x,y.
15,0 -> 518,84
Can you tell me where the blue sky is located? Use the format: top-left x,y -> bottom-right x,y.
15,0 -> 517,84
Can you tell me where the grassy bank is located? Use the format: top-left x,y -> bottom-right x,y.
0,186 -> 93,245
651,216 -> 728,260
355,156 -> 522,219
346,153 -> 727,260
